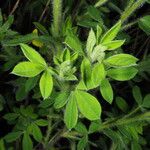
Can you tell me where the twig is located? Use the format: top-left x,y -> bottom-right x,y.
39,0 -> 51,22
9,0 -> 20,15
121,0 -> 146,23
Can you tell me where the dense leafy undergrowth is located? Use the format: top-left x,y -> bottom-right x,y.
0,0 -> 150,150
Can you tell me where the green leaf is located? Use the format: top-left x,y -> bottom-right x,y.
92,63 -> 106,87
61,49 -> 71,62
39,98 -> 53,108
89,121 -> 101,133
81,58 -> 94,89
30,124 -> 43,142
3,113 -> 19,121
65,30 -> 83,54
75,90 -> 101,120
22,132 -> 33,150
54,91 -> 70,109
96,25 -> 102,43
103,40 -> 125,50
25,76 -> 39,92
104,54 -> 138,67
4,131 -> 22,142
35,119 -> 48,126
12,62 -> 44,77
132,86 -> 142,105
77,135 -> 88,150
64,93 -> 78,129
40,71 -> 53,99
16,85 -> 27,101
100,21 -> 121,44
100,79 -> 113,104
107,67 -> 138,81
0,16 -> 14,32
75,122 -> 88,134
142,94 -> 150,108
33,22 -> 49,35
20,43 -> 47,66
88,6 -> 102,22
86,29 -> 96,53
138,15 -> 150,35
116,97 -> 128,112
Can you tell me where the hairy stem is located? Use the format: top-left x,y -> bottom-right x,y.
98,111 -> 150,132
121,0 -> 146,23
52,0 -> 62,37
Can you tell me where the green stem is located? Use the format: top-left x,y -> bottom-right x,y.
95,0 -> 108,8
52,0 -> 62,37
98,111 -> 150,132
121,0 -> 146,23
123,106 -> 141,119
122,19 -> 139,30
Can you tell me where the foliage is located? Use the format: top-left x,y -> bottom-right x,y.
0,0 -> 150,150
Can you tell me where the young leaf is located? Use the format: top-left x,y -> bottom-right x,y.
116,97 -> 128,112
86,29 -> 96,53
107,67 -> 138,81
12,62 -> 44,77
64,93 -> 78,129
40,71 -> 53,99
61,49 -> 71,61
54,91 -> 70,109
100,21 -> 121,44
4,131 -> 22,142
102,40 -> 125,50
20,43 -> 47,66
142,94 -> 150,108
100,78 -> 113,104
104,54 -> 138,67
22,132 -> 33,150
92,63 -> 106,87
75,90 -> 101,120
132,86 -> 143,105
96,25 -> 102,43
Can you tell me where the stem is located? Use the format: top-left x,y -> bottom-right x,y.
98,111 -> 150,132
70,141 -> 76,150
39,0 -> 51,22
122,19 -> 138,30
121,0 -> 146,23
95,0 -> 108,8
123,106 -> 141,119
52,0 -> 62,37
